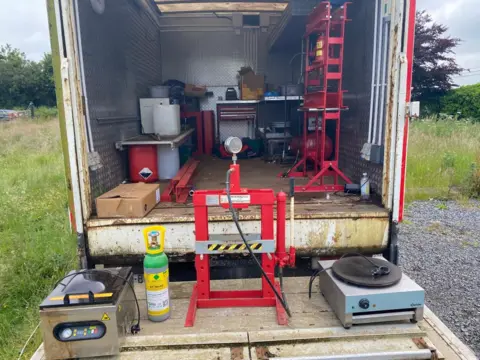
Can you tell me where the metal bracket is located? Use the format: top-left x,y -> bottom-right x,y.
87,151 -> 103,171
406,101 -> 420,118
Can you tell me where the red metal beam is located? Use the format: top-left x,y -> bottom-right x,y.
175,159 -> 199,203
161,159 -> 199,202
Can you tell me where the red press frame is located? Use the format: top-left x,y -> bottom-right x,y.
185,164 -> 294,327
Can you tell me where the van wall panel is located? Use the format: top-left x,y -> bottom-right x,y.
339,0 -> 384,195
78,0 -> 162,200
160,20 -> 301,130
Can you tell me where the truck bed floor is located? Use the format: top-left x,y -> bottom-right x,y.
88,157 -> 388,227
32,277 -> 476,360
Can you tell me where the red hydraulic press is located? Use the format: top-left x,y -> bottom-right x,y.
284,1 -> 352,193
185,137 -> 296,327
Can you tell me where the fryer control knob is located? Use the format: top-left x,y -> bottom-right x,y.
359,298 -> 370,309
60,328 -> 73,339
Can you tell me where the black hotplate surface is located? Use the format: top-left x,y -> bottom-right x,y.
331,257 -> 402,288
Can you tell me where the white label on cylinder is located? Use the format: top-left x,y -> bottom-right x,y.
147,288 -> 169,312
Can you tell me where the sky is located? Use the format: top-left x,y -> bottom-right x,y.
0,0 -> 479,85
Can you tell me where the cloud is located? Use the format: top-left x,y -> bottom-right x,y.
418,0 -> 480,85
0,0 -> 51,61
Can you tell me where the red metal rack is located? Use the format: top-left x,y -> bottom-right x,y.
285,1 -> 352,193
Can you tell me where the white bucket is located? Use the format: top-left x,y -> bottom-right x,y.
157,145 -> 180,180
153,104 -> 181,136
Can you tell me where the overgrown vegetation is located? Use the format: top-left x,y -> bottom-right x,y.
34,106 -> 58,119
406,117 -> 480,201
440,83 -> 480,121
0,118 -> 76,359
0,45 -> 56,109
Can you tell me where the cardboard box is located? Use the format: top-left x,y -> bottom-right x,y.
239,68 -> 264,100
96,183 -> 160,218
184,84 -> 207,97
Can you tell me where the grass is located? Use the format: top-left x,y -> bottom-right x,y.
436,202 -> 448,210
406,118 -> 480,202
34,107 -> 58,119
0,118 -> 76,359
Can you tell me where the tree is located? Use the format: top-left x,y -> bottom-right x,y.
412,11 -> 463,104
0,44 -> 56,109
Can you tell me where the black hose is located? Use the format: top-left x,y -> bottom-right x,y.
226,169 -> 292,317
278,267 -> 291,314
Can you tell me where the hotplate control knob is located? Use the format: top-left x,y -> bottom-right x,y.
359,298 -> 370,309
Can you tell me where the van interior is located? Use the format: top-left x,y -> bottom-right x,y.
76,0 -> 391,227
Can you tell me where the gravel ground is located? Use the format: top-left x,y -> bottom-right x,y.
399,200 -> 480,357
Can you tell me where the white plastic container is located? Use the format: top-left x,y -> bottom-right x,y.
360,172 -> 370,200
139,98 -> 170,134
153,104 -> 181,136
150,85 -> 169,98
157,146 -> 180,180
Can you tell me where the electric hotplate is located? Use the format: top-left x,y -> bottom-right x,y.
318,258 -> 425,328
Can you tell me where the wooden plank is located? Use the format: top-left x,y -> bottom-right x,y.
157,2 -> 288,13
30,344 -> 45,360
31,278 -> 469,360
115,347 -> 249,360
126,277 -> 420,339
250,338 -> 435,360
156,0 -> 288,3
420,306 -> 478,360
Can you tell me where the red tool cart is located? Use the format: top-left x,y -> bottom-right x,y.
285,1 -> 352,193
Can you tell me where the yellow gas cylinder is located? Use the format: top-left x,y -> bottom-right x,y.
143,226 -> 170,322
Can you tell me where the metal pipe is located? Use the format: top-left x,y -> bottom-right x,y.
315,113 -> 320,174
367,0 -> 380,144
73,0 -> 94,152
270,349 -> 434,360
60,0 -> 89,231
275,191 -> 287,259
57,43 -> 84,239
300,39 -> 305,84
377,20 -> 390,145
372,0 -> 384,145
289,178 -> 295,248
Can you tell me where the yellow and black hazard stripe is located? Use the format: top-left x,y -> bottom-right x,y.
207,243 -> 262,251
